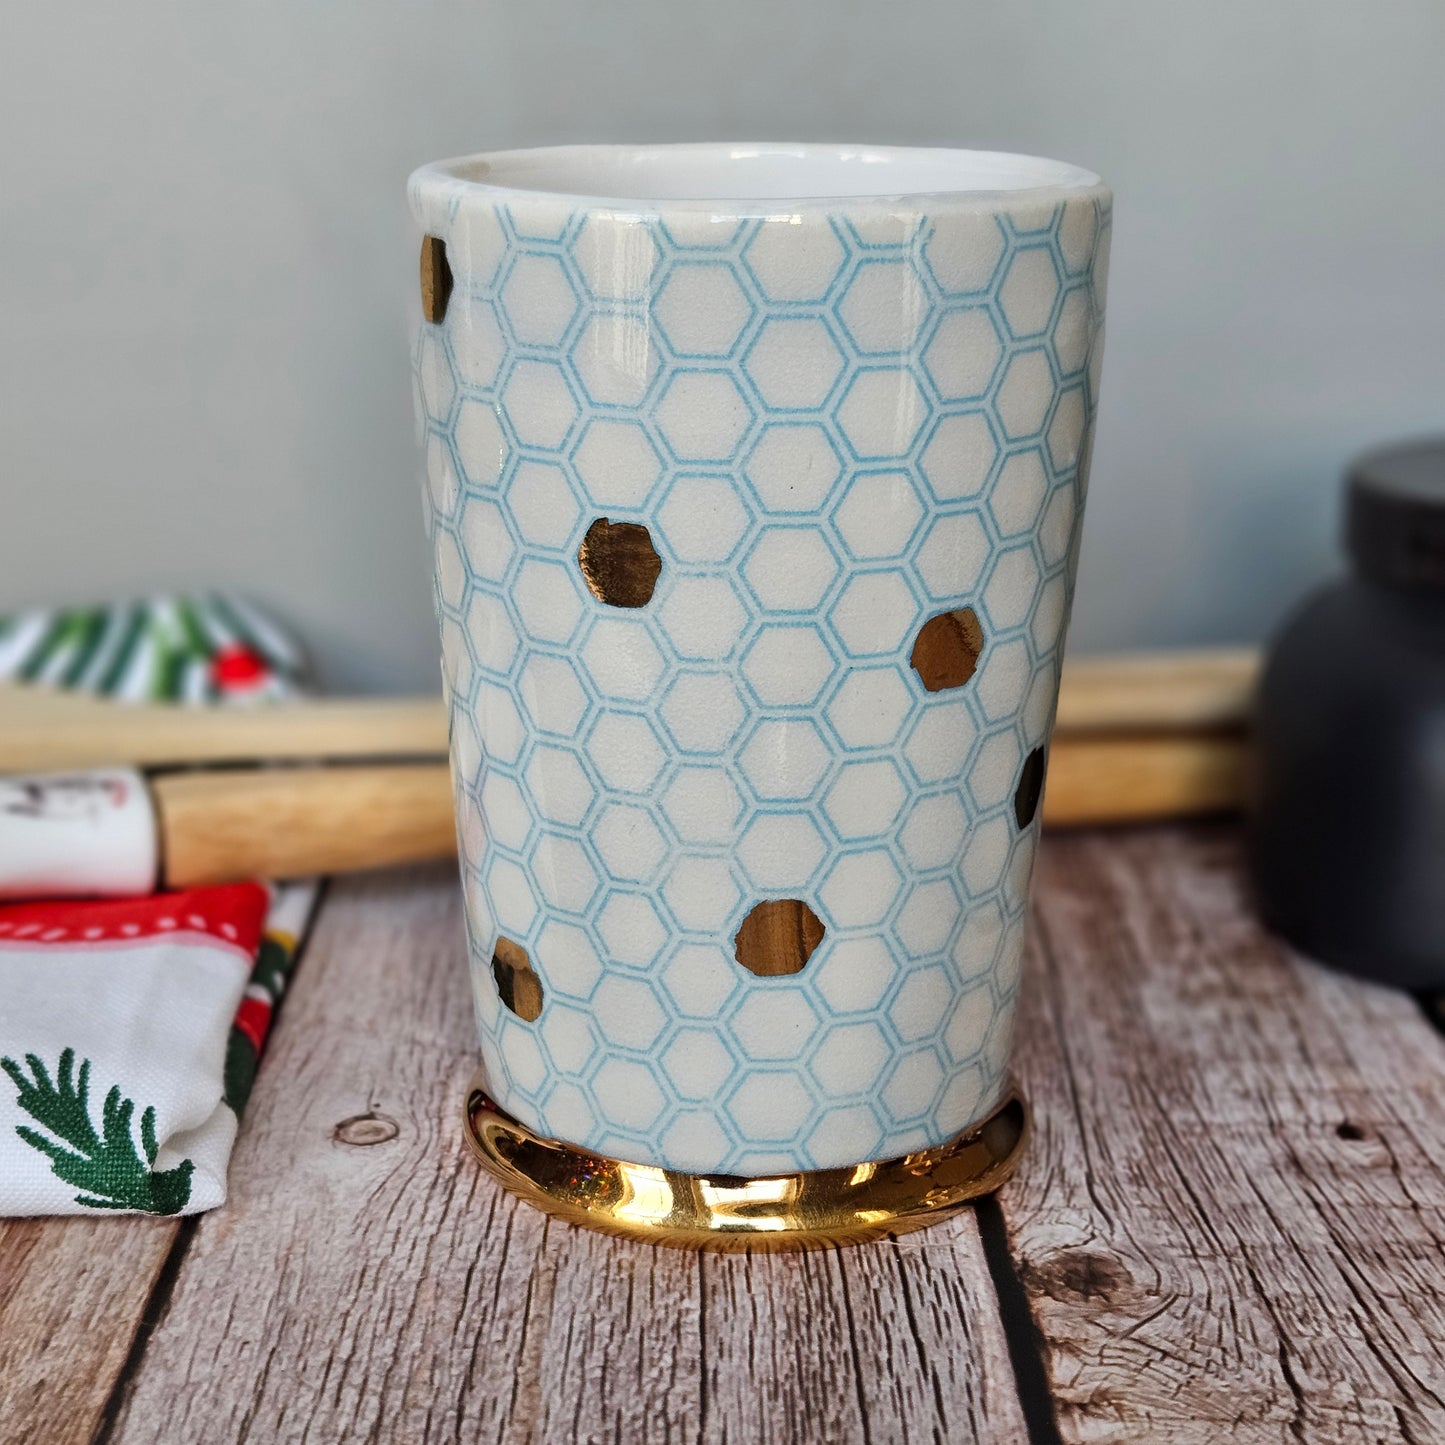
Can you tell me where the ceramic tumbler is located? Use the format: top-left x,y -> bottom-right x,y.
409,144 -> 1110,1247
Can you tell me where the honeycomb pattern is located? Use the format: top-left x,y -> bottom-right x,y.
411,173 -> 1110,1175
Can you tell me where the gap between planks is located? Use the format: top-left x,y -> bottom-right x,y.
0,1212 -> 181,1445
1003,827 -> 1445,1444
97,864 -> 1040,1445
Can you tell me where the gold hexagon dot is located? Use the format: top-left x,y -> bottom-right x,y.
578,517 -> 663,608
734,899 -> 826,978
420,235 -> 453,324
1014,746 -> 1047,829
492,936 -> 543,1021
910,607 -> 984,692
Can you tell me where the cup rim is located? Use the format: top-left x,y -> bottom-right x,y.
410,141 -> 1105,211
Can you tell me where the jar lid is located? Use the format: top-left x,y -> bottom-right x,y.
1347,438 -> 1445,590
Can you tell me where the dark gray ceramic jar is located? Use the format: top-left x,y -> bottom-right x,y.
1250,439 -> 1445,990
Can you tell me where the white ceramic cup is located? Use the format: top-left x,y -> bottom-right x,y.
410,143 -> 1110,1179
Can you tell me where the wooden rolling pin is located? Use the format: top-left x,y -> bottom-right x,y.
155,765 -> 456,887
1042,733 -> 1249,827
0,647 -> 1258,773
0,688 -> 448,774
0,764 -> 456,897
151,735 -> 1246,887
0,648 -> 1260,889
1051,647 -> 1257,735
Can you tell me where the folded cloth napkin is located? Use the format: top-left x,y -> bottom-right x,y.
0,883 -> 310,1215
0,595 -> 318,1216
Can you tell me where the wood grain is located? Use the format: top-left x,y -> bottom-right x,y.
155,763 -> 456,886
0,1216 -> 179,1445
1005,828 -> 1445,1443
1052,647 -> 1258,735
104,865 -> 1026,1444
700,1218 -> 1029,1445
1042,733 -> 1249,827
0,648 -> 1260,775
0,686 -> 448,773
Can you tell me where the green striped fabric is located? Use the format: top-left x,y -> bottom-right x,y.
0,595 -> 306,703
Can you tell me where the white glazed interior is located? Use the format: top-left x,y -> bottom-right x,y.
422,142 -> 1101,207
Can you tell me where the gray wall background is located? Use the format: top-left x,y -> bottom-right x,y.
3,1 -> 1442,692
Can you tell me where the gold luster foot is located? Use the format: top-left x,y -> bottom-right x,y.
463,1069 -> 1028,1251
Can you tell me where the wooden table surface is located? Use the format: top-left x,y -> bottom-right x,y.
3,825 -> 1443,1444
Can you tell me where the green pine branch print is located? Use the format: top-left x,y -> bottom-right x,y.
2,1048 -> 193,1214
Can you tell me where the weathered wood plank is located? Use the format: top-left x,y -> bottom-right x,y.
106,864 -> 1026,1444
1005,827 -> 1445,1444
0,1216 -> 178,1445
693,1218 -> 1029,1445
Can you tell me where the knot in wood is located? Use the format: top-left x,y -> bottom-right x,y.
1023,1249 -> 1134,1304
333,1112 -> 400,1147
